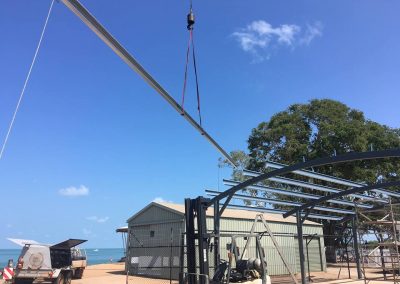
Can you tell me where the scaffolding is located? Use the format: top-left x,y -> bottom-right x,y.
355,199 -> 400,284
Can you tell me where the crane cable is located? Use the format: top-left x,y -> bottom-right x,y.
180,3 -> 203,126
0,0 -> 55,160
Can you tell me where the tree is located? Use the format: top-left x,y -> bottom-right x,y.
221,99 -> 400,261
247,99 -> 400,183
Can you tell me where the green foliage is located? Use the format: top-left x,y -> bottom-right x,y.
247,99 -> 400,184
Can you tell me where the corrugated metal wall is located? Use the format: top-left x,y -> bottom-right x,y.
210,217 -> 326,275
126,205 -> 184,279
126,204 -> 326,279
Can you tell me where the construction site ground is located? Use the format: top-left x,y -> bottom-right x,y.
1,263 -> 397,284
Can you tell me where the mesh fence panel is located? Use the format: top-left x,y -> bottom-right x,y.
126,229 -> 181,284
126,230 -> 324,284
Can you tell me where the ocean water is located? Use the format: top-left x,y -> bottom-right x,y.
0,248 -> 124,268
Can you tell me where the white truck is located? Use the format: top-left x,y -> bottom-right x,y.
11,239 -> 87,284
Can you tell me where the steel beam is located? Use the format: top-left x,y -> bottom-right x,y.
223,180 -> 373,208
209,149 -> 400,206
243,170 -> 384,202
264,161 -> 400,198
283,181 -> 400,218
206,190 -> 355,215
60,0 -> 236,167
227,204 -> 342,221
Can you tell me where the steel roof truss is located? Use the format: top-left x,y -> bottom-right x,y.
223,180 -> 372,209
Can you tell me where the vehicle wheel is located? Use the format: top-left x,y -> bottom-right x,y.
53,273 -> 64,284
64,271 -> 72,284
74,268 -> 84,279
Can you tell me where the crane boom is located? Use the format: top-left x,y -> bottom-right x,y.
60,0 -> 236,167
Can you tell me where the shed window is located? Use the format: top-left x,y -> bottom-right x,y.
150,230 -> 155,237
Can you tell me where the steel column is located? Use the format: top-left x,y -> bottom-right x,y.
352,218 -> 362,279
196,197 -> 209,284
213,200 -> 221,271
185,198 -> 196,284
297,211 -> 307,284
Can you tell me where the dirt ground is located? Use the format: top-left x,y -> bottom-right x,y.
272,264 -> 397,284
1,263 -> 397,284
71,263 -> 127,284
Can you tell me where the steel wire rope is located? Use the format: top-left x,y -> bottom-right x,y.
0,0 -> 55,160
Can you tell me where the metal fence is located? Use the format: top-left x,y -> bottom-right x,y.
126,240 -> 211,283
126,228 -> 181,284
126,230 -> 324,284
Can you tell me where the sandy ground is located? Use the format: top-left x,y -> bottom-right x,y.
1,263 -> 398,284
72,263 -> 176,284
73,263 -> 398,284
72,263 -> 126,284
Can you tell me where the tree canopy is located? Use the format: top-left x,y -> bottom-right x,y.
229,99 -> 400,185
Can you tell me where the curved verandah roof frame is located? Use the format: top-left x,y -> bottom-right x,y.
283,180 -> 400,219
207,148 -> 400,284
208,149 -> 400,218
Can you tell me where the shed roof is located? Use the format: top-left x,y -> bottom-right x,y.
128,202 -> 320,226
116,226 -> 128,233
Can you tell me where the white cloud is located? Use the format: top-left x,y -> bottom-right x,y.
86,216 -> 109,223
59,185 -> 89,197
232,20 -> 323,61
300,21 -> 323,45
152,197 -> 172,203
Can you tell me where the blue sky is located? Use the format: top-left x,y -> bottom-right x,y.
1,0 -> 399,248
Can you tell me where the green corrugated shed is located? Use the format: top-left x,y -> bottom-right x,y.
126,202 -> 326,279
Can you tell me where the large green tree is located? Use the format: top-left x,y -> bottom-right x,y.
247,99 -> 400,183
224,99 -> 400,195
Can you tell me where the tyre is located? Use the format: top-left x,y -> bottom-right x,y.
64,271 -> 72,284
53,273 -> 64,284
74,268 -> 84,279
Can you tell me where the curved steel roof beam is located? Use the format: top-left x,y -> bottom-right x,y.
222,180 -> 372,208
209,149 -> 400,206
243,170 -> 386,202
206,190 -> 355,215
263,161 -> 400,198
283,181 -> 400,218
226,204 -> 342,221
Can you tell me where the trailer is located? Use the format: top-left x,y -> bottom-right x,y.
12,239 -> 87,284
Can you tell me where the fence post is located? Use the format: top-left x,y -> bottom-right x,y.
170,227 -> 174,284
126,227 -> 131,284
179,233 -> 184,284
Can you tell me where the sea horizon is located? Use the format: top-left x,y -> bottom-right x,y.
0,248 -> 125,268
